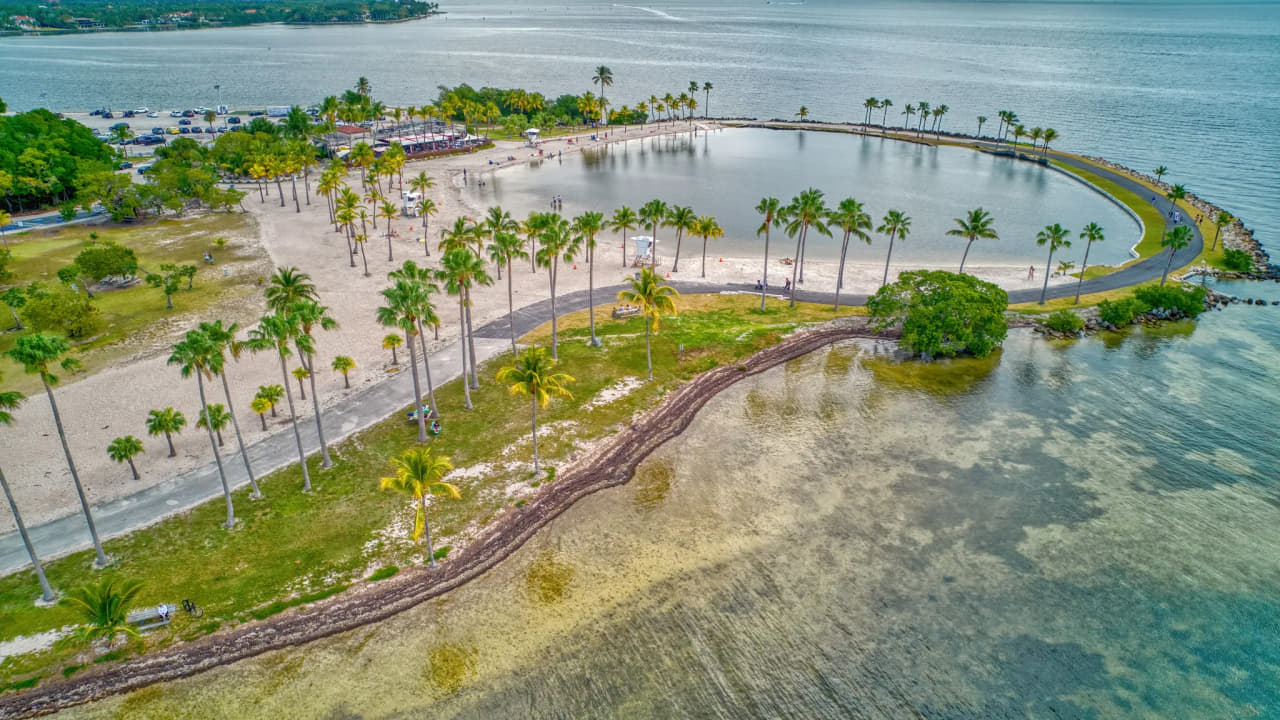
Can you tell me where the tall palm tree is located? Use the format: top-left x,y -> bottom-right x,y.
783,187 -> 831,303
7,334 -> 108,565
976,115 -> 988,137
380,448 -> 459,567
755,197 -> 784,310
571,211 -> 606,347
335,187 -> 360,267
107,435 -> 144,480
915,101 -> 930,134
1041,128 -> 1058,157
592,66 -> 614,123
666,204 -> 697,272
1153,166 -> 1169,185
1166,184 -> 1188,220
901,104 -> 915,130
439,216 -> 477,255
379,200 -> 399,262
1011,124 -> 1026,148
438,248 -> 490,400
169,333 -> 235,528
246,313 -> 313,492
863,97 -> 879,126
1074,222 -> 1105,304
1,386 -> 56,601
536,216 -> 582,359
639,199 -> 669,268
703,82 -> 713,118
483,206 -> 518,280
146,407 -> 186,458
1029,127 -> 1043,151
265,267 -> 317,314
199,320 -> 262,498
496,346 -> 575,477
609,205 -> 640,267
1035,224 -> 1071,305
694,215 -> 724,278
487,231 -> 529,355
1160,225 -> 1193,286
61,578 -> 144,646
353,233 -> 371,276
289,300 -> 338,469
947,207 -> 999,273
932,104 -> 948,136
877,210 -> 912,287
350,142 -> 375,187
521,211 -> 553,274
417,198 -> 439,257
879,98 -> 892,132
1211,211 -> 1233,251
828,197 -> 873,310
388,260 -> 443,415
617,267 -> 678,381
378,280 -> 433,442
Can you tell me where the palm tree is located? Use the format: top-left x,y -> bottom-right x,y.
755,197 -> 784,310
483,206 -> 518,280
1160,225 -> 1193,286
1166,184 -> 1188,220
290,300 -> 338,468
915,101 -> 929,134
795,105 -> 809,121
438,249 -> 490,402
199,320 -> 262,499
863,97 -> 878,126
246,313 -> 313,491
169,334 -> 235,527
1153,166 -> 1169,185
353,233 -> 371,276
571,211 -> 606,347
382,333 -> 403,365
350,142 -> 375,187
379,448 -> 459,567
388,260 -> 443,413
61,578 -> 145,646
694,215 -> 724,279
146,407 -> 187,458
521,212 -> 552,273
828,197 -> 873,310
1,386 -> 56,601
1029,127 -> 1043,151
1041,128 -> 1058,157
1011,124 -> 1026,148
703,82 -> 713,118
416,199 -> 439,257
783,188 -> 831,303
977,115 -> 988,137
879,98 -> 892,132
592,66 -> 614,123
251,397 -> 271,431
536,217 -> 582,359
355,76 -> 372,97
333,355 -> 356,388
378,200 -> 400,262
947,207 -> 999,273
610,205 -> 640,267
378,280 -> 434,441
265,267 -> 317,314
666,205 -> 697,272
616,267 -> 678,381
1074,222 -> 1105,304
256,383 -> 283,419
933,104 -> 948,136
5,341 -> 99,567
335,188 -> 360,267
487,232 -> 528,355
901,103 -> 915,129
292,367 -> 310,400
1211,211 -> 1233,251
107,435 -> 144,480
496,346 -> 575,477
1035,224 -> 1071,305
639,199 -> 669,268
877,210 -> 912,287
195,404 -> 231,447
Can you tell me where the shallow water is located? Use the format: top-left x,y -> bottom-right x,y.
464,127 -> 1139,267
71,279 -> 1280,719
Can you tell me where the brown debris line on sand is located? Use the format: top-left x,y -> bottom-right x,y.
0,319 -> 891,719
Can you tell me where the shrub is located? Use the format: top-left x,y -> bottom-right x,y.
368,565 -> 400,582
1134,284 -> 1206,317
868,270 -> 1009,357
1097,298 -> 1149,326
1043,310 -> 1084,333
1222,248 -> 1254,273
432,546 -> 451,561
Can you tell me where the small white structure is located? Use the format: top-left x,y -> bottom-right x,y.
632,235 -> 658,266
402,190 -> 423,215
523,128 -> 541,146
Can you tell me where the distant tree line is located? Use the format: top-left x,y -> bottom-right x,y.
0,0 -> 438,32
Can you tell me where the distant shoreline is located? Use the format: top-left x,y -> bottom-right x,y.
0,13 -> 439,38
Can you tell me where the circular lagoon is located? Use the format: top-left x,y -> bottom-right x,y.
465,128 -> 1139,269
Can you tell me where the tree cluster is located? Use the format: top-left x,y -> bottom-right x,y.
0,0 -> 438,32
867,270 -> 1009,358
0,108 -> 117,213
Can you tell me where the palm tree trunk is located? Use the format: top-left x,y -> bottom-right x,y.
835,233 -> 850,310
196,373 -> 235,528
259,413 -> 267,431
8,305 -> 23,330
290,176 -> 301,213
530,396 -> 540,476
165,432 -> 176,457
458,300 -> 473,410
1,467 -> 56,601
296,375 -> 306,401
127,458 -> 139,480
789,228 -> 803,308
277,353 -> 312,492
549,262 -> 559,359
672,230 -> 684,272
507,261 -> 518,354
344,224 -> 356,268
222,370 -> 262,499
303,170 -> 312,206
463,287 -> 479,389
644,315 -> 653,381
1074,242 -> 1092,305
760,228 -> 771,311
414,320 -> 439,419
406,329 -> 427,442
276,178 -> 286,207
421,495 -> 438,567
1161,248 -> 1175,286
797,226 -> 807,285
621,231 -> 627,267
41,379 -> 108,566
216,429 -> 224,447
959,239 -> 974,273
1212,226 -> 1221,251
1039,249 -> 1054,304
305,352 -> 332,468
882,233 -> 897,287
701,236 -> 709,278
360,242 -> 370,276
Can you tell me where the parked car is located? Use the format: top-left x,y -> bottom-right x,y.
167,127 -> 180,135
178,118 -> 192,125
90,109 -> 104,117
119,161 -> 133,169
226,116 -> 241,124
147,111 -> 159,118
137,164 -> 153,174
248,110 -> 265,116
170,110 -> 183,118
102,111 -> 114,119
179,127 -> 191,134
181,109 -> 195,117
109,122 -> 130,131
151,127 -> 164,135
191,127 -> 203,134
122,110 -> 135,118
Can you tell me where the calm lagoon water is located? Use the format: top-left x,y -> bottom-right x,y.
464,127 -> 1139,266
70,280 -> 1280,719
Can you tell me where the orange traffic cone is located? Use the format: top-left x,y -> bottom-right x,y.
666,272 -> 671,278
573,264 -> 578,270
719,257 -> 723,262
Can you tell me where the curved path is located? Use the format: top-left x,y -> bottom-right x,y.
0,147 -> 1202,573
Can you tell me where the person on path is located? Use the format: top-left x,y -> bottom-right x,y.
1028,265 -> 1035,281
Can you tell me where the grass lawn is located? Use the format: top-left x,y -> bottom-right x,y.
1008,281 -> 1160,314
0,292 -> 860,690
0,214 -> 267,393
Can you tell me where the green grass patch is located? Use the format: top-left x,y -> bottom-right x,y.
367,565 -> 399,582
60,664 -> 84,678
0,676 -> 41,693
0,293 -> 858,688
432,547 -> 451,561
0,213 -> 267,393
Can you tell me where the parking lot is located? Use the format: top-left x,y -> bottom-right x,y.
67,108 -> 268,158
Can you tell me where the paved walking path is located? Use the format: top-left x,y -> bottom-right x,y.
0,149 -> 1201,574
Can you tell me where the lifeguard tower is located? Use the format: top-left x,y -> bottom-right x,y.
402,190 -> 423,215
523,128 -> 541,147
631,235 -> 660,267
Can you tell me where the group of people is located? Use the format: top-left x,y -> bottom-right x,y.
754,278 -> 792,290
550,195 -> 564,211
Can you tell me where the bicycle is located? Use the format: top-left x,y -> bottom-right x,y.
181,598 -> 204,618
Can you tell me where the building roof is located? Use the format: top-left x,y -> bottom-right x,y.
335,124 -> 366,135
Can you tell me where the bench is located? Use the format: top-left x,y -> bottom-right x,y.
612,306 -> 643,319
126,603 -> 177,632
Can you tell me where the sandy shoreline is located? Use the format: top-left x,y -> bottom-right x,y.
0,119 -> 1076,534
